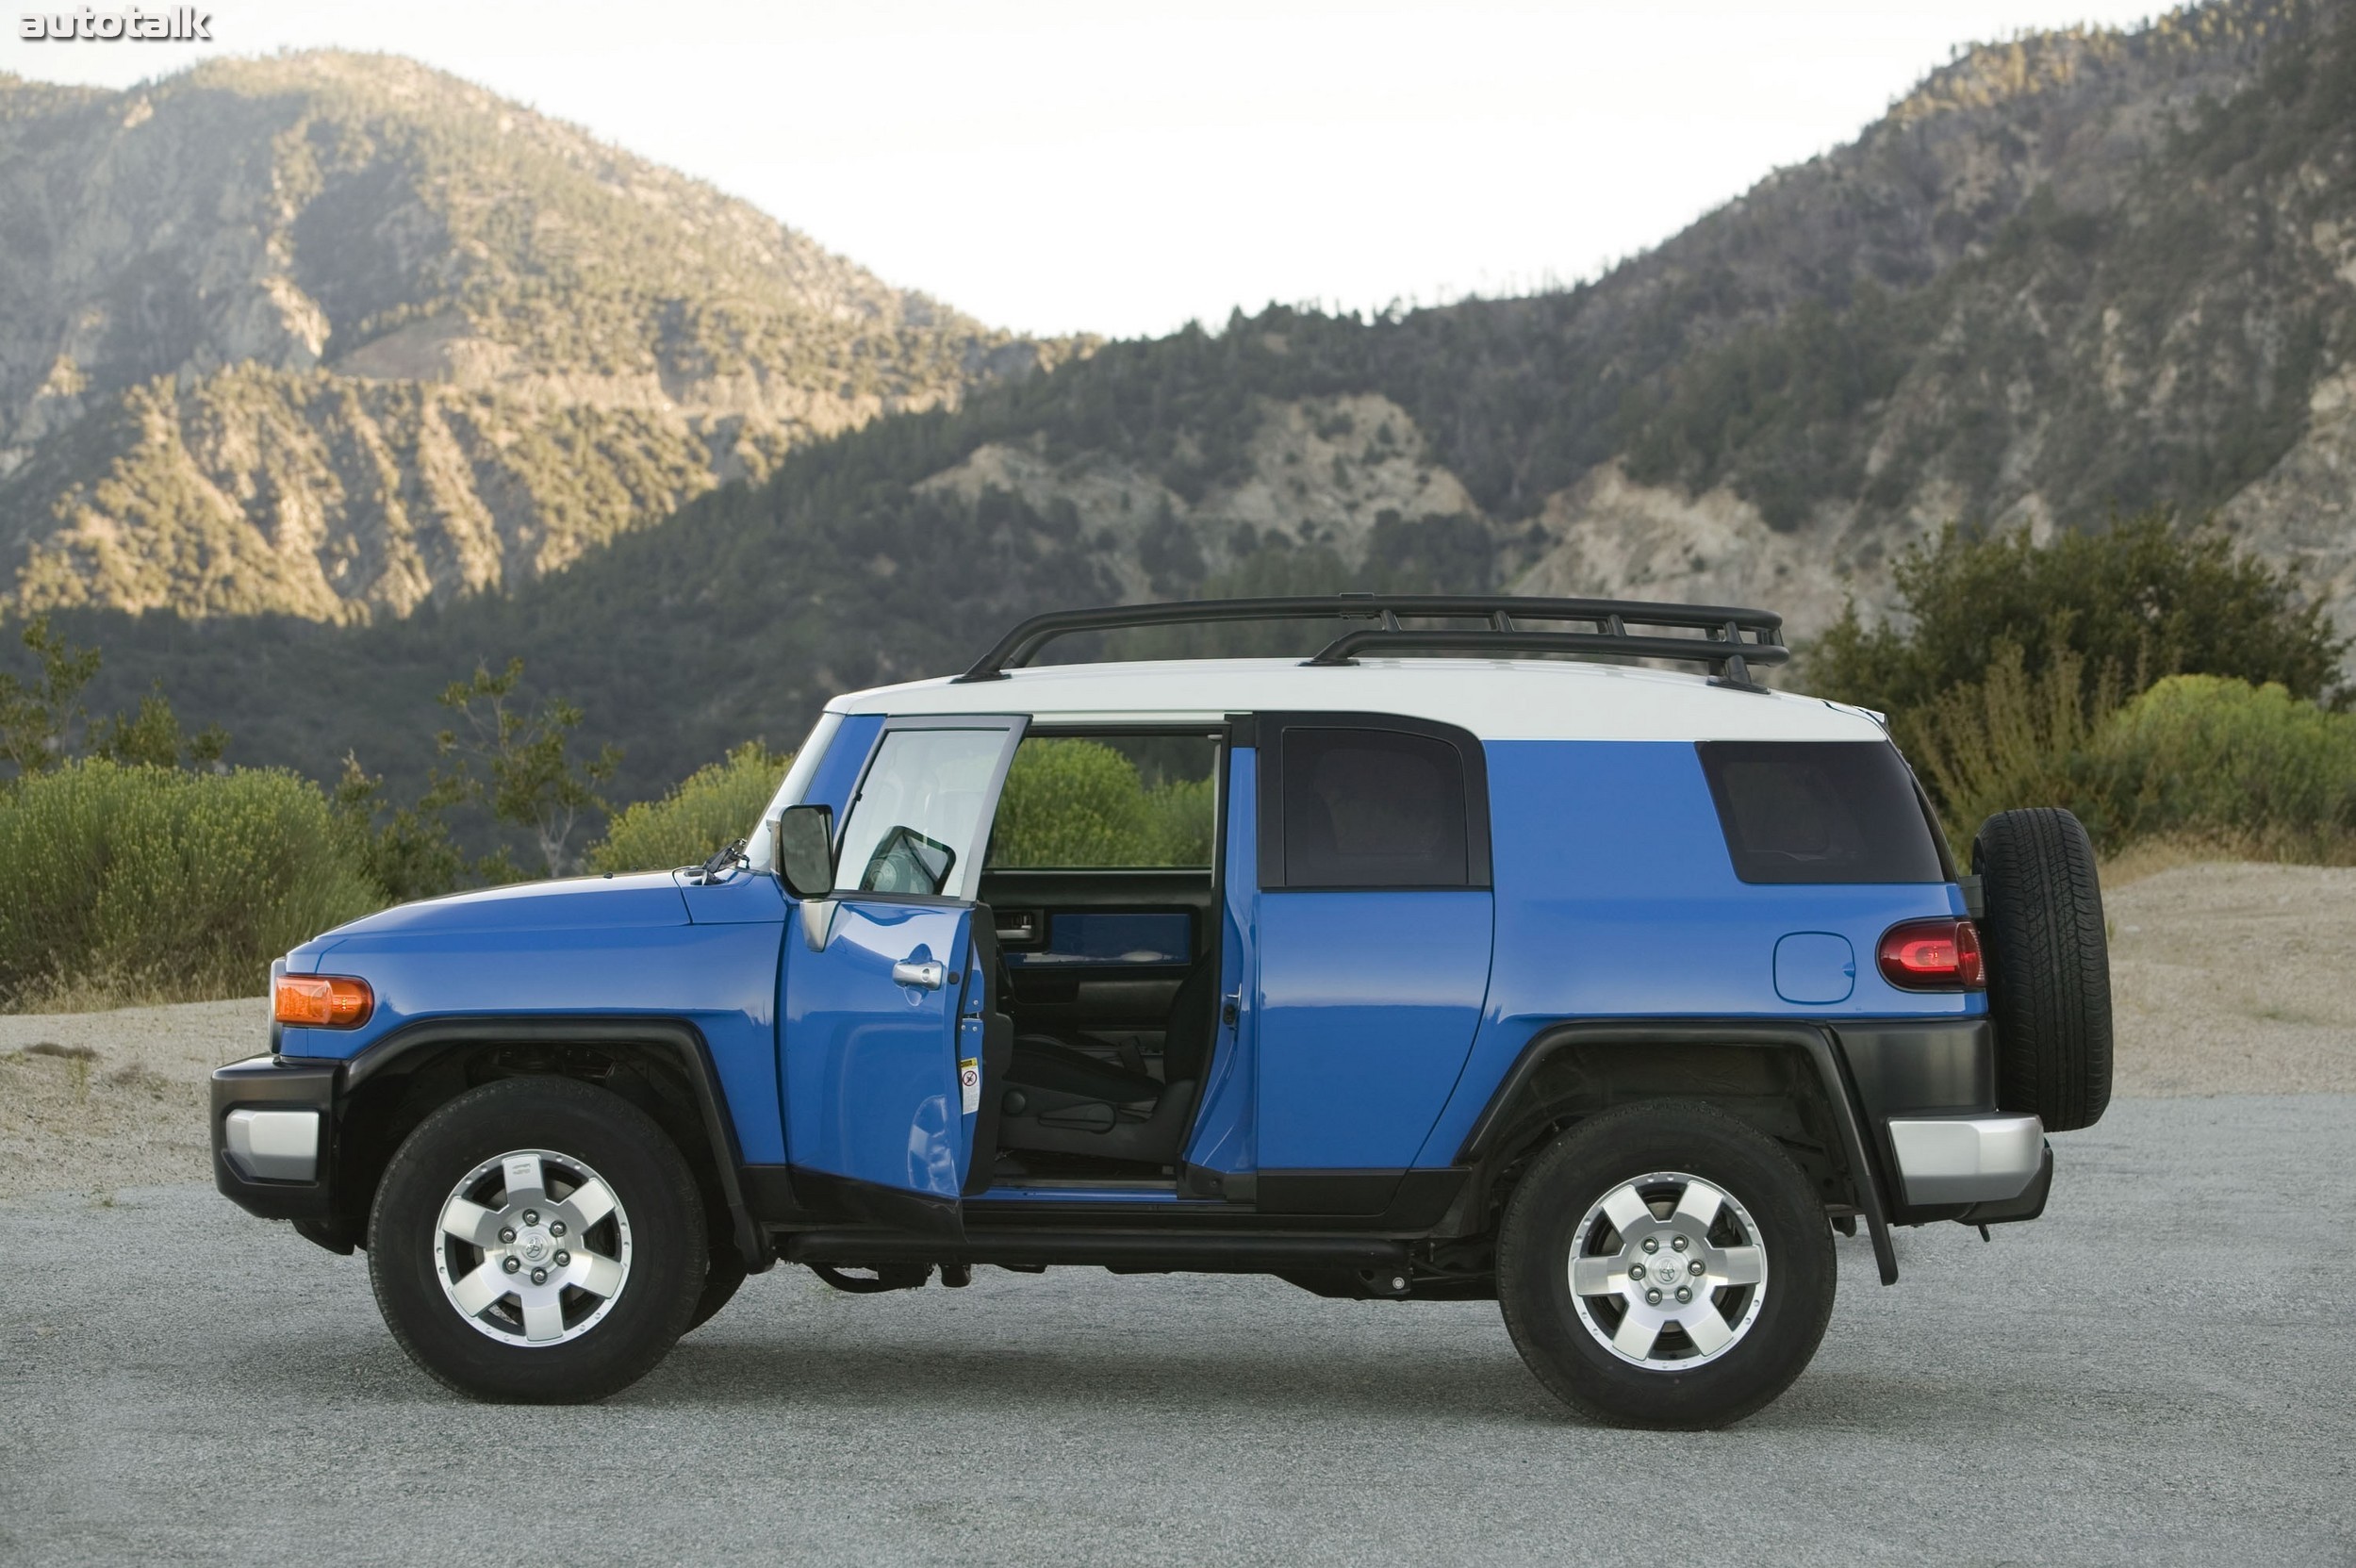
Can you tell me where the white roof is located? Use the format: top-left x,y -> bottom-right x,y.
829,658 -> 1889,744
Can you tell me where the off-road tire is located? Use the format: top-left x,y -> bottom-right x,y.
1973,807 -> 2113,1132
369,1076 -> 706,1403
1497,1100 -> 1835,1429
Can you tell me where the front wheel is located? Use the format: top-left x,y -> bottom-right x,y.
369,1076 -> 707,1402
1497,1100 -> 1835,1428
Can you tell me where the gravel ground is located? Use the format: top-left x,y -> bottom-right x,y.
0,999 -> 263,1198
2105,862 -> 2356,1096
0,864 -> 2351,1562
0,1095 -> 2349,1567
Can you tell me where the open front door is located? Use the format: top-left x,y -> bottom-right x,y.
782,716 -> 1025,1231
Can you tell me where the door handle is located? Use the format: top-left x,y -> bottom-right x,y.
893,960 -> 947,991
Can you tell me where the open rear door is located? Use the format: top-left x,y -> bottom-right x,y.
782,715 -> 1025,1232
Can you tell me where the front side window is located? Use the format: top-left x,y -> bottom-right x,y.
1279,727 -> 1471,888
835,727 -> 1014,899
985,734 -> 1218,869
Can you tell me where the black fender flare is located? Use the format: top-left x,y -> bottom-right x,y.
342,1015 -> 771,1273
1455,1020 -> 1899,1285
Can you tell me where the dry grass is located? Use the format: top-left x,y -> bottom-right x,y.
2099,833 -> 2270,887
0,998 -> 266,1198
1,958 -> 222,1016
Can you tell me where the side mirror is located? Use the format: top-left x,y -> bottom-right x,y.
770,804 -> 836,900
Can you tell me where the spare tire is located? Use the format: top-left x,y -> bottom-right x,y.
1972,808 -> 2113,1131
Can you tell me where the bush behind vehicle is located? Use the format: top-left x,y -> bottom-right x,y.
1919,663 -> 2356,863
0,759 -> 379,1008
590,742 -> 788,874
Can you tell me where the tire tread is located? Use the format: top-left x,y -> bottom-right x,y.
1973,807 -> 2113,1131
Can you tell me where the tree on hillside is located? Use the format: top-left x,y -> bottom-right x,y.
331,754 -> 469,904
0,618 -> 99,776
88,689 -> 229,771
434,658 -> 620,878
0,617 -> 225,780
1808,513 -> 2349,728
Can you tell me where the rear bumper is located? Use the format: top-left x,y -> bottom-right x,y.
210,1055 -> 339,1222
1886,1113 -> 2046,1206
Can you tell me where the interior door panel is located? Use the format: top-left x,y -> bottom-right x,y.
979,869 -> 1214,1040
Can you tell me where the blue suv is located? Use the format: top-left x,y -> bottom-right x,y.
212,595 -> 2113,1428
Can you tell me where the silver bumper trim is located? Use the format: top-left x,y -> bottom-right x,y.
223,1108 -> 321,1182
1886,1114 -> 2045,1206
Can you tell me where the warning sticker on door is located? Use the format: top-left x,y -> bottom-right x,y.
958,1057 -> 981,1116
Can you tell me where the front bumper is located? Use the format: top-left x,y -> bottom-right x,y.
1886,1113 -> 2046,1206
211,1055 -> 339,1222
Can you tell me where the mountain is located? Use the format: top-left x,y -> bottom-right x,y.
0,53 -> 1063,622
28,0 -> 2356,810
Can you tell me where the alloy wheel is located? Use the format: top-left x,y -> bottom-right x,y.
1567,1169 -> 1768,1369
433,1147 -> 634,1346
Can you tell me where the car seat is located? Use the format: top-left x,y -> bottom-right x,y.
996,954 -> 1218,1165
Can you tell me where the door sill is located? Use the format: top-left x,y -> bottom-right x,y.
975,1178 -> 1191,1205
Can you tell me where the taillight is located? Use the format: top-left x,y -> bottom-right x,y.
1877,918 -> 1985,990
274,974 -> 373,1028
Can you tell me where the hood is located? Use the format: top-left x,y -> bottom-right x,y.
319,872 -> 691,939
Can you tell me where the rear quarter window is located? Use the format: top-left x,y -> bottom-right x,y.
1695,741 -> 1946,884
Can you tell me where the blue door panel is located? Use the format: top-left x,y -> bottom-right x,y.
783,901 -> 971,1199
1255,889 -> 1492,1170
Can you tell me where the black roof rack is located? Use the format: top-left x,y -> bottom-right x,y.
953,594 -> 1788,691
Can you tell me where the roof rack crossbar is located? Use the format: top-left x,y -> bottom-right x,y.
954,594 -> 1784,684
1301,629 -> 1787,691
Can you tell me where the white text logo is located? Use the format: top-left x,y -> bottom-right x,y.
19,7 -> 211,39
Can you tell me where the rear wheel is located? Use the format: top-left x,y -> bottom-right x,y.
1497,1100 -> 1834,1428
369,1076 -> 706,1402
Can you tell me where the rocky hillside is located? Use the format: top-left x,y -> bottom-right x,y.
0,53 -> 1061,621
29,0 -> 2356,807
848,0 -> 2343,644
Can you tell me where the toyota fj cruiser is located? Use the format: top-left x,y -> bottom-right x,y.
212,595 -> 2112,1428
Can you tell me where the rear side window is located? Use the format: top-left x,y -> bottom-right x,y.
1280,728 -> 1470,888
1696,741 -> 1945,884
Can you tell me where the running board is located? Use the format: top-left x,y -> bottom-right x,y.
780,1230 -> 1409,1275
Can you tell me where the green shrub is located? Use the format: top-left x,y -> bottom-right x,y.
589,743 -> 787,873
2083,676 -> 2356,855
1918,668 -> 2356,862
1140,775 -> 1216,866
1812,514 -> 2348,731
0,760 -> 382,1007
1912,641 -> 2120,850
988,739 -> 1213,868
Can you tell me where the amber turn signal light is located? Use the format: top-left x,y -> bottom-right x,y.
1877,917 -> 1984,990
274,974 -> 373,1028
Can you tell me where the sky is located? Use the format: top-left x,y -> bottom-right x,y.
3,0 -> 2168,341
